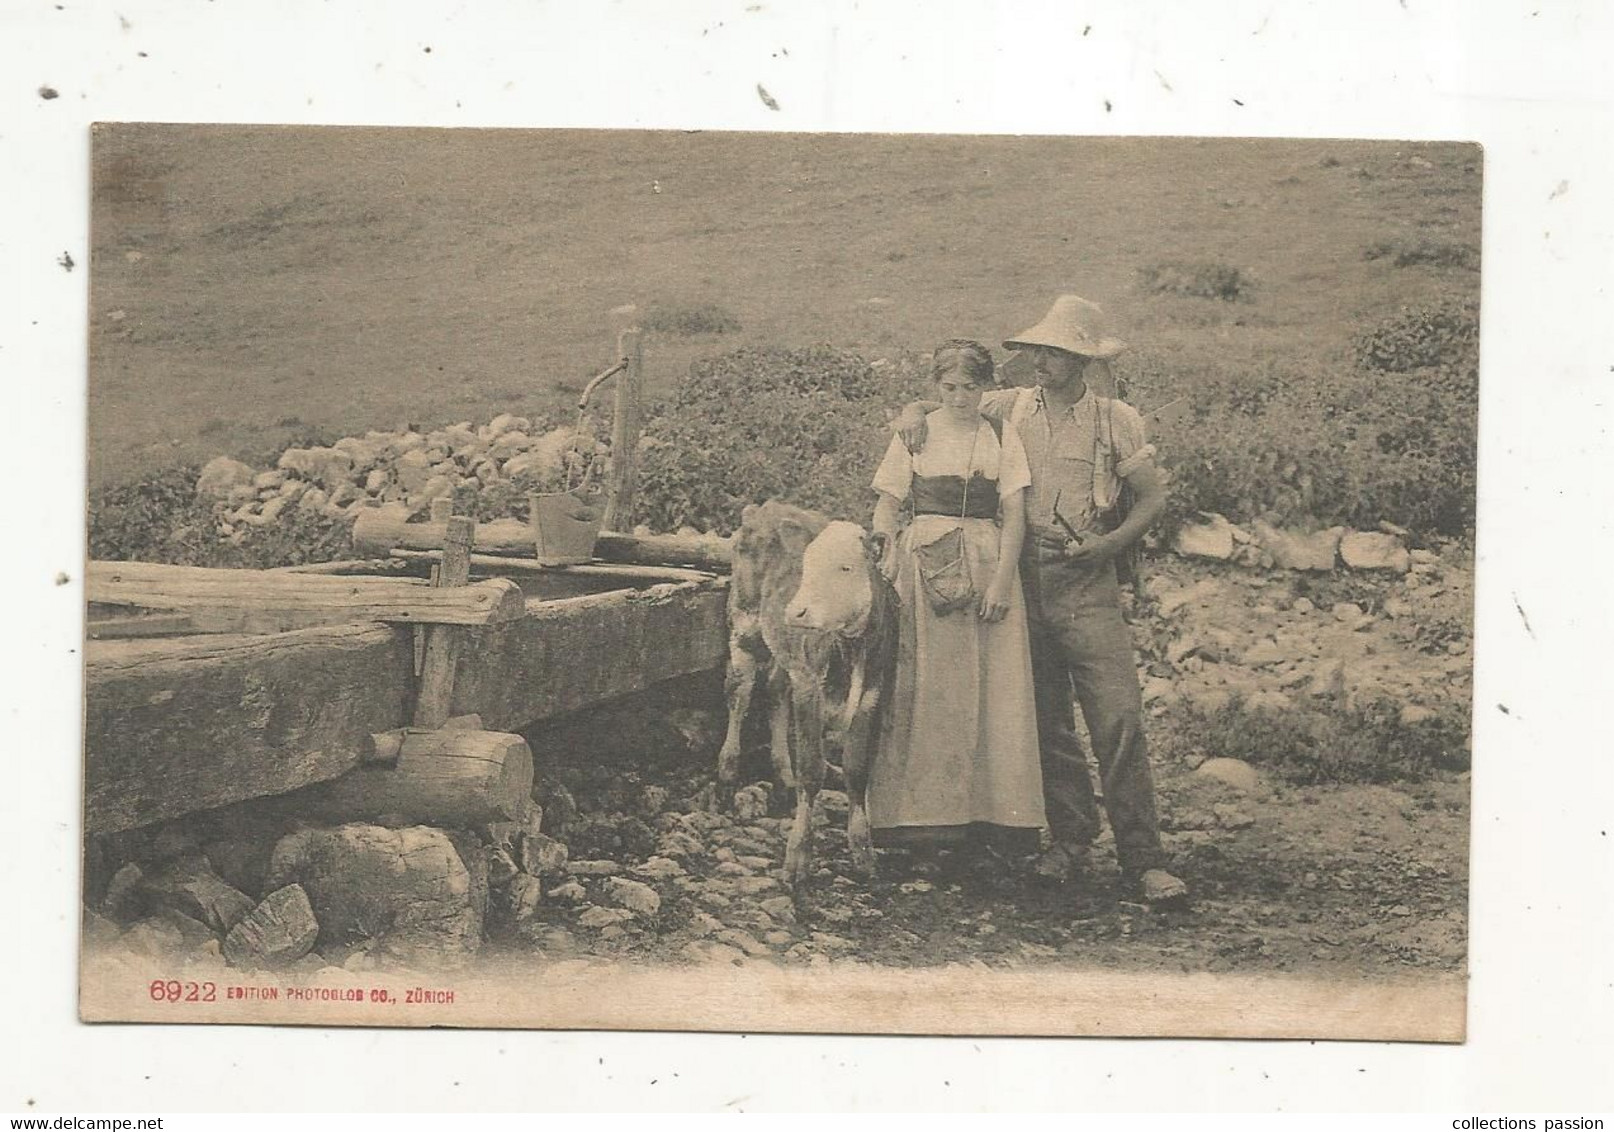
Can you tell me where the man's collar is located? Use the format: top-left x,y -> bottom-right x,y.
1030,384 -> 1094,417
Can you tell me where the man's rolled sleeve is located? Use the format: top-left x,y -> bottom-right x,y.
1110,401 -> 1157,477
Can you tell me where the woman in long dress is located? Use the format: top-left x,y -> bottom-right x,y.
868,340 -> 1046,852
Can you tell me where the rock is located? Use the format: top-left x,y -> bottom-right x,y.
1409,549 -> 1439,566
196,457 -> 256,499
531,427 -> 579,473
278,446 -> 355,489
736,854 -> 774,871
102,863 -> 147,923
763,930 -> 795,947
332,436 -> 382,473
1291,597 -> 1315,614
1188,689 -> 1233,714
577,905 -> 633,930
143,855 -> 255,934
259,496 -> 289,524
1212,804 -> 1256,830
632,856 -> 686,880
809,931 -> 855,952
1154,577 -> 1224,617
413,474 -> 455,505
518,831 -> 569,878
499,450 -> 543,479
715,928 -> 772,958
363,469 -> 389,495
297,487 -> 329,513
1172,513 -> 1235,561
655,830 -> 705,859
496,874 -> 544,925
254,469 -> 289,491
1241,638 -> 1286,667
393,449 -> 434,495
1332,602 -> 1363,622
490,431 -> 534,461
759,895 -> 797,924
1381,594 -> 1410,619
567,859 -> 621,877
149,907 -> 217,950
1399,704 -> 1438,725
1251,520 -> 1342,572
1246,690 -> 1293,713
1194,758 -> 1262,793
1340,530 -> 1411,573
487,412 -> 529,437
265,825 -> 485,966
328,481 -> 362,507
733,876 -> 780,896
602,876 -> 661,917
226,484 -> 257,508
547,880 -> 587,903
222,885 -> 319,968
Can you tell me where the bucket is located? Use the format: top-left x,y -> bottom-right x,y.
528,488 -> 604,566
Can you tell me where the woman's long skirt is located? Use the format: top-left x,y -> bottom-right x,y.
869,514 -> 1046,848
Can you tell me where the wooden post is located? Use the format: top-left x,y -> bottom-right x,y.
413,514 -> 475,728
602,327 -> 643,532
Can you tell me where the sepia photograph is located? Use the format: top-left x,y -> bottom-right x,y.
79,124 -> 1478,1040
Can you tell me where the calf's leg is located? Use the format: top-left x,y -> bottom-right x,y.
782,681 -> 826,893
842,687 -> 881,879
717,639 -> 761,799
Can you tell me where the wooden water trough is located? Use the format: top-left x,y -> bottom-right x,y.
84,509 -> 734,836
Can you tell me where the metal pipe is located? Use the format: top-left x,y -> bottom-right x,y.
577,357 -> 629,411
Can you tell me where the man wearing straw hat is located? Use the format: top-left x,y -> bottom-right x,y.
896,295 -> 1187,906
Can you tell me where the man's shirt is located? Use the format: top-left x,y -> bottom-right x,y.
979,385 -> 1156,539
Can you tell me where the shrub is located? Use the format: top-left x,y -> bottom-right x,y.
1138,261 -> 1255,302
1353,298 -> 1478,375
634,346 -> 927,535
1156,694 -> 1471,785
88,465 -> 354,568
1362,238 -> 1479,271
641,302 -> 742,337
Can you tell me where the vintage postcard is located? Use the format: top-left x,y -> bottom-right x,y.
81,125 -> 1476,1039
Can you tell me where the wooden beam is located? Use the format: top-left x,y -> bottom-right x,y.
352,509 -> 732,571
83,580 -> 730,834
451,583 -> 730,733
603,327 -> 643,531
87,560 -> 526,630
84,623 -> 414,834
412,515 -> 474,728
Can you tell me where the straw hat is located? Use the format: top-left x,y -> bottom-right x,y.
1003,295 -> 1128,359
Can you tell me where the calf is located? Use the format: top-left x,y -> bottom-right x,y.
717,504 -> 898,891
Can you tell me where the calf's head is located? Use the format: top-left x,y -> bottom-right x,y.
785,521 -> 888,633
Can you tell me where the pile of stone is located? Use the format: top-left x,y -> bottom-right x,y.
86,800 -> 575,973
1170,513 -> 1423,574
193,413 -> 606,541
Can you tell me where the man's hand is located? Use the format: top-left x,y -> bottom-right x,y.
1030,523 -> 1117,564
894,401 -> 934,452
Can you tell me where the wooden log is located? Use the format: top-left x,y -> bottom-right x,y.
387,547 -> 714,586
85,622 -> 414,834
352,508 -> 732,571
603,327 -> 643,531
87,560 -> 526,630
271,558 -> 413,576
413,515 -> 474,727
275,728 -> 535,829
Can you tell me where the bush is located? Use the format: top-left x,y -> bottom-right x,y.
1156,694 -> 1471,785
88,465 -> 354,568
1138,261 -> 1255,302
1353,298 -> 1478,375
641,302 -> 742,337
1363,238 -> 1479,271
635,346 -> 927,534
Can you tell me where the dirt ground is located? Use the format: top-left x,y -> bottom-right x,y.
501,553 -> 1471,978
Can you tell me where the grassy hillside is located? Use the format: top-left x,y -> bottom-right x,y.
88,128 -> 1479,489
